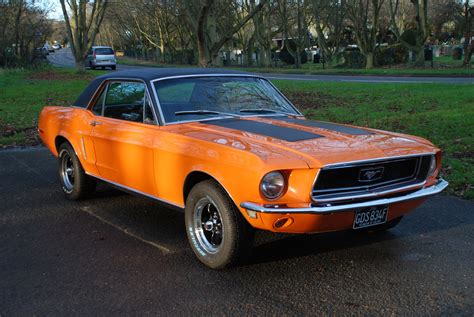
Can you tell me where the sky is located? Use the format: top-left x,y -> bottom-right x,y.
37,0 -> 63,20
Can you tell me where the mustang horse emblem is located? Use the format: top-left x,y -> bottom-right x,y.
359,167 -> 384,182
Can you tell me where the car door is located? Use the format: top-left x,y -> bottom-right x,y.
89,80 -> 158,196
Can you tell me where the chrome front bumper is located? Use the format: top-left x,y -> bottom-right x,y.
241,179 -> 448,215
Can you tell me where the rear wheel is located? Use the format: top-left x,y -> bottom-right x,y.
58,142 -> 96,200
185,180 -> 254,269
111,65 -> 116,70
89,61 -> 95,70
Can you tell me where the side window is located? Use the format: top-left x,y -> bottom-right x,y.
92,86 -> 106,115
103,81 -> 146,123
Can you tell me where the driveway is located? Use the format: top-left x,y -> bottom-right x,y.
1,147 -> 473,315
47,48 -> 474,84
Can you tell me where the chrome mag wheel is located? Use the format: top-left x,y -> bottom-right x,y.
194,198 -> 224,254
60,151 -> 75,193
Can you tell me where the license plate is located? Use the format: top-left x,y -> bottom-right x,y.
353,205 -> 388,229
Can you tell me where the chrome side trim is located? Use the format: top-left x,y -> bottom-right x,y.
81,137 -> 87,160
85,172 -> 185,209
149,74 -> 303,126
241,179 -> 448,214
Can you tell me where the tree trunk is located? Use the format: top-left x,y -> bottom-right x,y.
365,52 -> 374,69
464,45 -> 473,66
315,24 -> 333,68
244,37 -> 255,67
75,60 -> 86,71
259,48 -> 271,68
462,1 -> 472,67
295,47 -> 301,68
197,41 -> 209,67
415,46 -> 425,66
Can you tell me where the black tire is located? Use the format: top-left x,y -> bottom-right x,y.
185,180 -> 254,269
111,65 -> 116,70
356,216 -> 404,233
58,142 -> 96,200
89,61 -> 95,70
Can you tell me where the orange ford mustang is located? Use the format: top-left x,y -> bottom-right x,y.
38,68 -> 448,269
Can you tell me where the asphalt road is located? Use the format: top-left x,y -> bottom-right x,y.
1,147 -> 474,315
47,48 -> 474,84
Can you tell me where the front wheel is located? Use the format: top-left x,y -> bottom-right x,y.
185,180 -> 254,269
58,142 -> 96,200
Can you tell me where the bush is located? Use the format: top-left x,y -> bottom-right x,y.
376,44 -> 409,66
400,29 -> 417,47
452,47 -> 463,60
335,48 -> 365,68
278,40 -> 307,65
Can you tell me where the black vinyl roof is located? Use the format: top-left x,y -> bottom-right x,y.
98,67 -> 251,81
73,67 -> 253,108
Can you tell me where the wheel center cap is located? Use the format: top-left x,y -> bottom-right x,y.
203,220 -> 214,231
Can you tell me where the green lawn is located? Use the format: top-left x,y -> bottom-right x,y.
0,67 -> 472,199
0,67 -> 106,146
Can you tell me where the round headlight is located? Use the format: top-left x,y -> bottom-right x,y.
260,171 -> 286,200
428,155 -> 437,176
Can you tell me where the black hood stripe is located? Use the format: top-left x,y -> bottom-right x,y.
274,117 -> 374,135
204,119 -> 323,142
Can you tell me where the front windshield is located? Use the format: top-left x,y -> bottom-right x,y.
153,76 -> 300,123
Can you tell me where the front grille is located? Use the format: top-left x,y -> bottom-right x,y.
312,155 -> 432,203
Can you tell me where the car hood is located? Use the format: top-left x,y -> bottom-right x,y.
163,116 -> 437,169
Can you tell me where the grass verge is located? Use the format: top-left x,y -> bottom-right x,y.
0,67 -> 472,199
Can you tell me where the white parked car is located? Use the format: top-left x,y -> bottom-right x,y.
86,46 -> 117,70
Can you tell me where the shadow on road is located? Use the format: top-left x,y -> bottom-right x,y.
82,183 -> 474,267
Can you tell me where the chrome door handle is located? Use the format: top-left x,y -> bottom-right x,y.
90,120 -> 102,126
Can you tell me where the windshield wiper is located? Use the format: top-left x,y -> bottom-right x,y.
239,108 -> 298,116
174,109 -> 240,118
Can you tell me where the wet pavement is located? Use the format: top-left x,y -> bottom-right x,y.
1,147 -> 473,315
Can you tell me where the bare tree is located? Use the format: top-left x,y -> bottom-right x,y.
346,0 -> 384,68
310,0 -> 346,67
461,0 -> 473,66
59,0 -> 108,70
0,1 -> 52,67
252,0 -> 277,67
388,0 -> 429,66
236,1 -> 257,66
276,0 -> 310,68
181,0 -> 268,67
